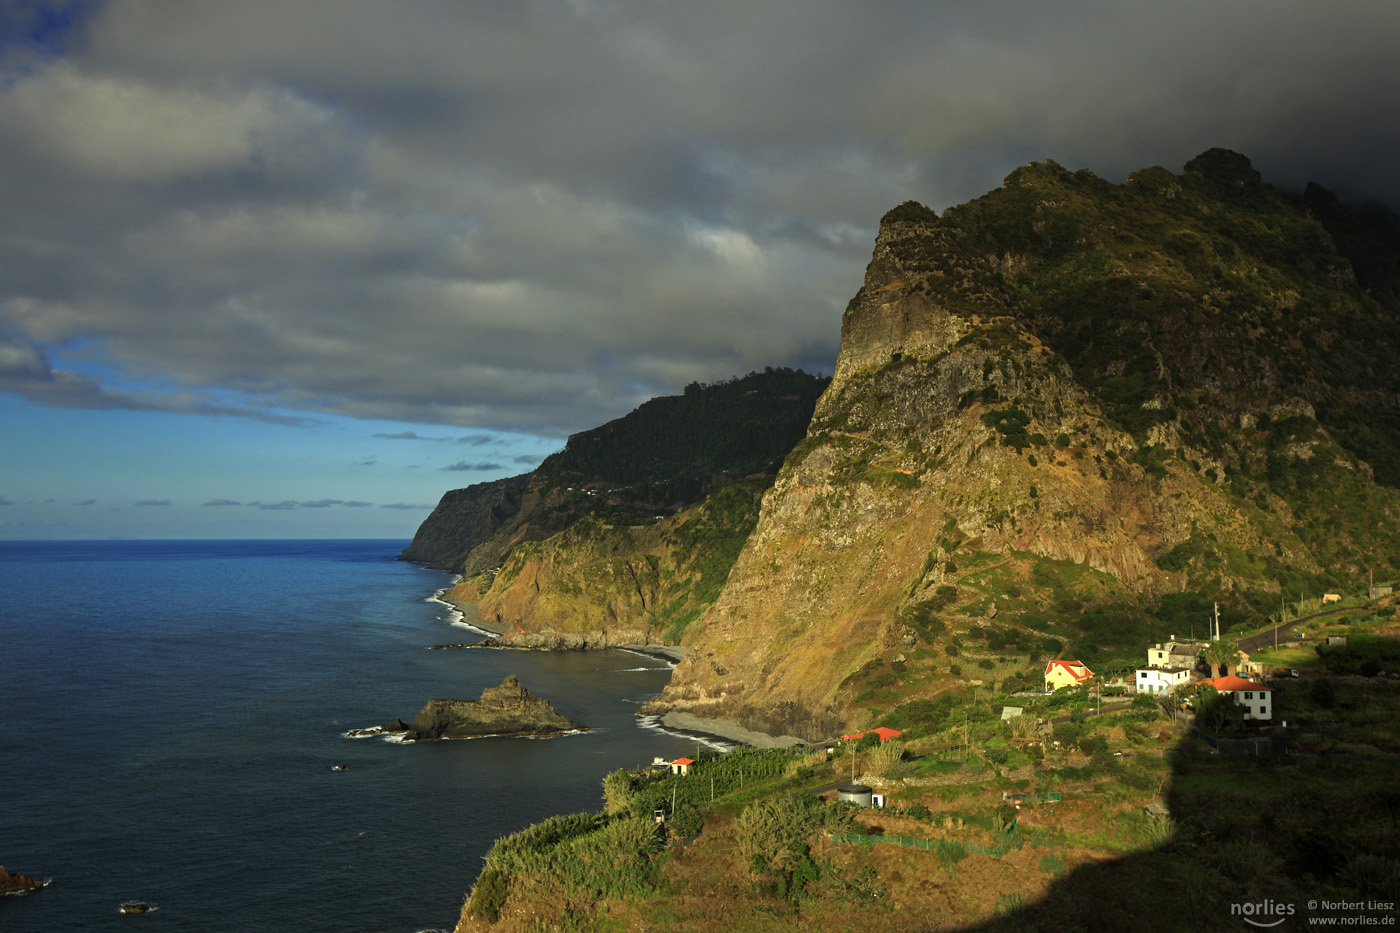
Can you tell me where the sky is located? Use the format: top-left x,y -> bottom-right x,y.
2,0 -> 1398,539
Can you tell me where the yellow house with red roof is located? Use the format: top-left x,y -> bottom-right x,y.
1044,659 -> 1094,693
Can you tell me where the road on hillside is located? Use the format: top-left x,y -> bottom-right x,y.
1237,606 -> 1352,654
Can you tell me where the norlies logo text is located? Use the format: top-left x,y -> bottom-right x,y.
1232,900 -> 1297,927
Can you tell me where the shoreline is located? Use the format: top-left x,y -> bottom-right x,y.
648,711 -> 805,749
431,589 -> 504,637
432,589 -> 687,662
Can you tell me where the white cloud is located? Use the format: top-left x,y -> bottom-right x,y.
0,62 -> 343,182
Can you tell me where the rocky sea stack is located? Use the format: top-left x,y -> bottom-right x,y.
406,675 -> 585,740
0,865 -> 46,896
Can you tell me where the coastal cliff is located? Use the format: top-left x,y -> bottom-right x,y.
415,369 -> 826,648
400,474 -> 530,570
447,476 -> 769,649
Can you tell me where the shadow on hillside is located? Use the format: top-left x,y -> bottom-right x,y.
957,727 -> 1400,933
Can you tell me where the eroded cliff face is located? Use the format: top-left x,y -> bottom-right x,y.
643,157 -> 1400,739
448,477 -> 770,649
400,474 -> 530,570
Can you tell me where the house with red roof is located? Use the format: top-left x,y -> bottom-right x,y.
1201,675 -> 1272,720
1044,659 -> 1094,693
669,757 -> 695,776
840,727 -> 903,743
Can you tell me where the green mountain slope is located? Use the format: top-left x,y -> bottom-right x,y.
644,150 -> 1400,739
407,368 -> 828,646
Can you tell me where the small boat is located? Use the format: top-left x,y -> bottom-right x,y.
331,764 -> 347,771
119,901 -> 151,915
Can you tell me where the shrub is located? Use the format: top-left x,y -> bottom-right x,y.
468,868 -> 511,922
603,768 -> 636,816
867,740 -> 909,777
736,795 -> 850,877
1079,734 -> 1109,757
670,804 -> 703,840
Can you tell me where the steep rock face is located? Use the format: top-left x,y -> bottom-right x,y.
450,477 -> 769,649
399,474 -> 530,570
404,370 -> 825,579
407,675 -> 583,740
643,151 -> 1400,740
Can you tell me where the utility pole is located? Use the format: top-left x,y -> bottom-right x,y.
1214,602 -> 1220,641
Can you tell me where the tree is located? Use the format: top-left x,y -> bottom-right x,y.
602,768 -> 636,816
1202,639 -> 1240,678
1195,685 -> 1246,734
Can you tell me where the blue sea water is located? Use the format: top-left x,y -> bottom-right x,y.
0,540 -> 706,932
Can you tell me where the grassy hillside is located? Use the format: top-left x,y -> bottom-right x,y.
455,476 -> 771,646
456,606 -> 1400,931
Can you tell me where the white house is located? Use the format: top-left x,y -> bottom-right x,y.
1202,675 -> 1273,720
1135,666 -> 1192,695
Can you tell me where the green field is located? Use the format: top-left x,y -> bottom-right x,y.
1246,644 -> 1322,670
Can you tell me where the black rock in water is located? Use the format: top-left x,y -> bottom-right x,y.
405,675 -> 585,740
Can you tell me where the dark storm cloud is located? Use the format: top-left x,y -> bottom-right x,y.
1,0 -> 1395,437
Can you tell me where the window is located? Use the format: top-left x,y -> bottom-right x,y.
1258,706 -> 1266,715
1245,692 -> 1253,700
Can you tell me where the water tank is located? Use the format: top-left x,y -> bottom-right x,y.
837,783 -> 874,808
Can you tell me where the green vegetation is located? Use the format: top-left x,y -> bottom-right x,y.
465,658 -> 1400,931
538,367 -> 828,489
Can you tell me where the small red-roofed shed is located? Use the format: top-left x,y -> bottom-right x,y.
670,757 -> 695,776
840,727 -> 902,743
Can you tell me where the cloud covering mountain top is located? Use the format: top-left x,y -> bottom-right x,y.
3,0 -> 1396,437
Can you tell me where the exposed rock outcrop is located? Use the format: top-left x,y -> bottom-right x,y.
406,676 -> 584,740
0,866 -> 45,896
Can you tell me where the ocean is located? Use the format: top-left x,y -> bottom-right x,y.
0,539 -> 708,932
